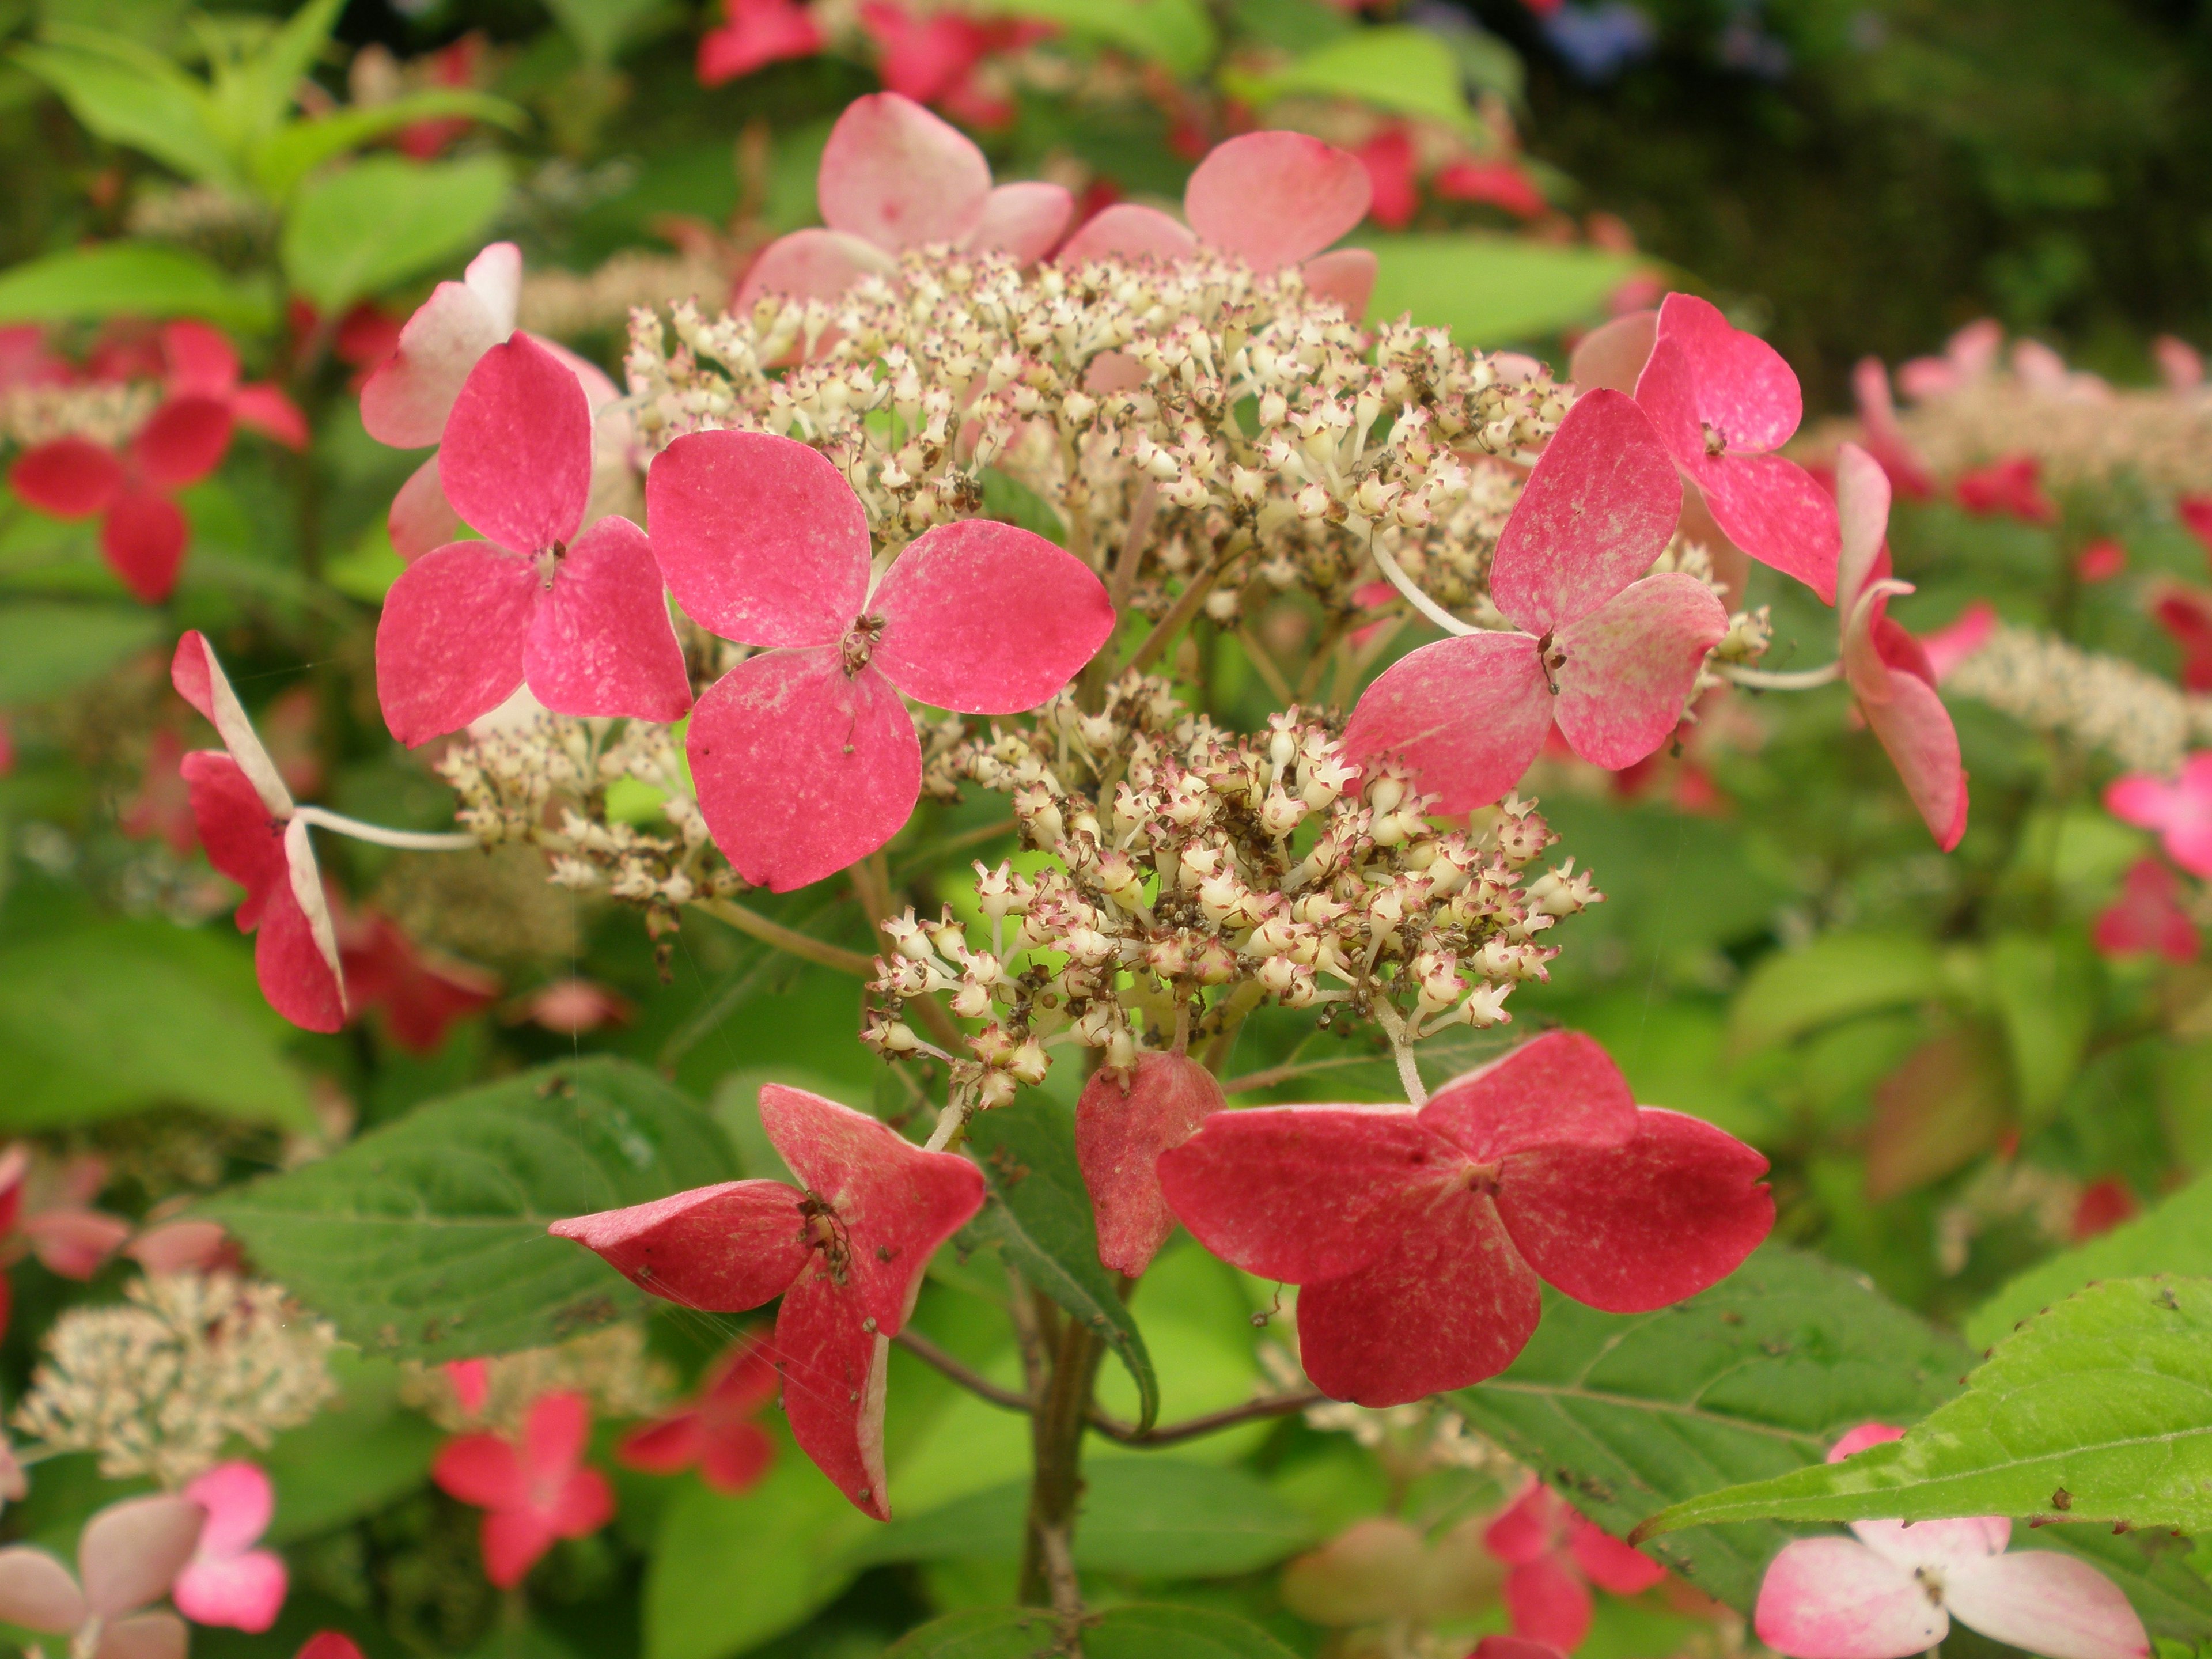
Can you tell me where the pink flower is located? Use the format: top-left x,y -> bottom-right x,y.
2013,339 -> 2112,403
1834,444 -> 1968,850
1154,1031 -> 1773,1407
1897,319 -> 2003,402
2070,1176 -> 2138,1241
0,1492 -> 207,1659
738,94 -> 1073,306
2156,335 -> 2204,393
1915,600 -> 1995,681
1353,128 -> 1420,230
1955,454 -> 2057,525
644,429 -> 1113,891
858,2 -> 1040,127
697,0 -> 823,86
618,1332 -> 779,1494
1433,157 -> 1548,219
1755,1423 -> 2149,1659
2107,754 -> 2212,878
550,1085 -> 986,1518
160,320 -> 310,452
172,1463 -> 286,1633
2096,857 -> 2199,961
0,1146 -> 131,1339
1056,130 -> 1378,317
338,909 -> 501,1055
431,1392 -> 615,1588
1849,357 -> 1934,499
2152,583 -> 2212,691
511,977 -> 632,1034
1075,1051 -> 1224,1277
172,631 -> 346,1033
1483,1478 -> 1664,1649
1634,293 -> 1841,599
2177,495 -> 2212,559
373,336 -> 690,746
1341,389 -> 1725,811
445,1358 -> 491,1416
297,1637 -> 364,1659
2077,539 -> 2127,582
121,728 -> 199,855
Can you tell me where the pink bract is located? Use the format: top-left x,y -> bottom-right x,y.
1343,389 -> 1724,810
1850,357 -> 1934,499
646,429 -> 1113,890
0,1491 -> 206,1659
2107,753 -> 2212,878
1154,1031 -> 1773,1407
2095,857 -> 2199,962
549,1085 -> 986,1518
172,1463 -> 286,1633
738,94 -> 1072,307
374,336 -> 690,745
697,0 -> 823,86
1897,319 -> 2003,402
1634,293 -> 1841,600
618,1331 -> 780,1494
1075,1051 -> 1224,1277
1483,1479 -> 1664,1649
1955,453 -> 2057,524
431,1391 -> 615,1588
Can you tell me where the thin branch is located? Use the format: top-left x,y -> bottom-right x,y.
1088,1389 -> 1325,1448
1234,624 -> 1296,705
290,806 -> 478,852
894,1330 -> 1034,1414
1368,537 -> 1479,639
691,896 -> 876,976
1720,660 -> 1844,691
1120,550 -> 1231,677
891,817 -> 1018,880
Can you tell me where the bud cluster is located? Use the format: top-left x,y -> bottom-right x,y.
0,378 -> 157,449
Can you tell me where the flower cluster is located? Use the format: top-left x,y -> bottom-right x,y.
400,1324 -> 671,1435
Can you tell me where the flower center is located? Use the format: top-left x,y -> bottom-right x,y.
1913,1565 -> 1946,1607
800,1194 -> 853,1285
1701,420 -> 1729,458
534,542 -> 567,591
842,614 -> 885,676
1535,631 -> 1567,695
1461,1161 -> 1503,1196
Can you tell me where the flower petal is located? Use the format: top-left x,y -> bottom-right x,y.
1753,1536 -> 1945,1659
549,1467 -> 613,1539
389,454 -> 464,562
698,1422 -> 776,1494
180,1463 -> 271,1559
687,649 -> 921,891
735,228 -> 899,307
229,384 -> 310,452
1156,1104 -> 1442,1285
1568,309 -> 1657,396
1419,1029 -> 1639,1162
257,818 -> 346,1033
81,1494 -> 206,1620
548,1180 -> 813,1311
438,336 -> 590,555
1184,131 -> 1370,269
1567,1516 -> 1664,1595
101,487 -> 189,604
172,1550 -> 286,1633
1075,1051 -> 1224,1277
479,1509 -> 556,1589
1694,450 -> 1842,604
1295,1185 -> 1542,1405
1496,1107 -> 1772,1313
971,181 -> 1073,263
1340,631 -> 1553,813
1861,660 -> 1968,850
521,1392 -> 592,1483
1488,388 -> 1681,634
1849,1515 -> 2007,1575
1483,1482 -> 1564,1567
1652,292 -> 1802,453
1551,572 -> 1728,770
132,396 -> 233,490
1055,203 -> 1199,266
93,1612 -> 189,1659
160,320 -> 238,397
617,1413 -> 705,1476
774,1268 -> 892,1518
525,516 -> 692,722
296,1635 -> 365,1659
870,520 -> 1115,713
0,1548 -> 88,1633
1300,248 -> 1376,319
374,542 -> 536,746
646,430 -> 870,648
817,92 -> 990,251
757,1084 -> 986,1331
1503,1555 -> 1593,1649
1942,1547 -> 2150,1659
172,632 -> 292,816
433,1434 -> 527,1509
467,243 -> 522,336
359,276 -> 503,448
180,752 -> 286,926
10,437 -> 124,517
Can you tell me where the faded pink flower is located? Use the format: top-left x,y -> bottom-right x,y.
645,429 -> 1113,890
1342,389 -> 1724,810
374,336 -> 690,746
1433,157 -> 1548,219
2156,335 -> 2204,393
1483,1478 -> 1664,1649
2013,339 -> 2113,404
0,1146 -> 132,1301
1897,319 -> 2003,402
697,0 -> 822,86
738,93 -> 1072,306
1955,454 -> 2057,525
431,1392 -> 614,1588
173,1463 -> 286,1633
1755,1423 -> 2149,1659
858,2 -> 1041,128
618,1332 -> 779,1494
2094,857 -> 2198,963
1075,1051 -> 1224,1277
1917,601 -> 1995,681
2107,753 -> 2212,878
0,1493 -> 206,1659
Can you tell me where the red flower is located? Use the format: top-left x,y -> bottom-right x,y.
2152,583 -> 2212,691
297,1638 -> 365,1659
1433,158 -> 1547,219
1484,1479 -> 1664,1649
2077,539 -> 2127,582
550,1085 -> 986,1518
698,0 -> 823,86
1155,1032 -> 1772,1406
618,1333 -> 779,1494
1353,128 -> 1420,230
857,2 -> 1037,127
2071,1176 -> 2139,1242
1954,454 -> 2056,525
431,1392 -> 615,1588
2178,495 -> 2212,559
1075,1051 -> 1224,1277
645,430 -> 1113,891
2094,857 -> 2198,963
337,910 -> 500,1055
2107,755 -> 2212,878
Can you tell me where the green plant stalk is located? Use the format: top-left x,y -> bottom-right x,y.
1019,1301 -> 1106,1616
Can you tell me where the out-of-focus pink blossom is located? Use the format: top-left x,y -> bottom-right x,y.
0,1492 -> 206,1659
1353,128 -> 1419,230
1483,1478 -> 1664,1649
2176,496 -> 2212,560
431,1392 -> 614,1588
2156,335 -> 2204,393
296,1637 -> 365,1659
1433,157 -> 1548,219
2107,754 -> 2212,878
1955,454 -> 2057,525
512,977 -> 633,1034
2013,339 -> 2113,404
1897,319 -> 2003,402
618,1333 -> 779,1493
126,1219 -> 240,1277
445,1359 -> 491,1417
1850,357 -> 1934,499
173,1463 -> 286,1633
1915,601 -> 1996,683
0,1146 -> 132,1339
2070,1176 -> 2139,1241
698,0 -> 823,86
338,909 -> 501,1055
857,2 -> 1041,128
2077,539 -> 2127,582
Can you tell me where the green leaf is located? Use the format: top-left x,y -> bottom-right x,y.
1640,1277 -> 2212,1539
1450,1243 -> 1970,1612
981,468 -> 1066,546
228,0 -> 344,145
203,1058 -> 736,1359
1982,931 -> 2094,1123
847,1458 -> 1316,1577
14,39 -> 233,187
1863,1024 -> 2008,1201
984,0 -> 1215,77
543,0 -> 664,63
260,1351 -> 441,1544
1969,1166 -> 2212,1349
1362,234 -> 1635,347
1230,26 -> 1475,132
960,1097 -> 1160,1431
0,600 -> 160,702
248,90 -> 527,203
280,155 -> 509,312
0,921 -> 313,1131
0,243 -> 272,330
887,1604 -> 1298,1658
1728,932 -> 1948,1054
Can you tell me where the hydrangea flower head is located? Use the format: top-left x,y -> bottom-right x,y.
172,1461 -> 286,1633
1075,1051 -> 1224,1277
646,429 -> 1113,890
431,1391 -> 615,1588
2106,753 -> 2212,878
1483,1478 -> 1664,1649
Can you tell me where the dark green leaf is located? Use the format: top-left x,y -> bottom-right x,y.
280,155 -> 509,312
982,469 -> 1066,546
204,1058 -> 736,1359
0,244 -> 272,329
543,0 -> 664,62
885,1604 -> 1297,1658
0,601 -> 161,702
961,1097 -> 1160,1431
1450,1243 -> 1969,1612
1362,234 -> 1633,346
1968,1166 -> 2212,1349
1728,932 -> 1949,1054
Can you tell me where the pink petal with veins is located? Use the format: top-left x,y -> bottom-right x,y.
736,229 -> 898,307
870,519 -> 1114,713
1552,572 -> 1727,770
1755,1536 -> 1946,1659
1568,309 -> 1656,396
181,752 -> 286,930
1692,448 -> 1841,604
817,93 -> 990,251
1652,293 -> 1801,452
774,1270 -> 892,1518
685,647 -> 921,891
1340,631 -> 1553,813
524,516 -> 692,722
1942,1548 -> 2150,1659
10,437 -> 124,517
1055,203 -> 1199,266
388,454 -> 463,562
646,430 -> 869,647
549,1181 -> 813,1311
1076,1052 -> 1224,1277
1301,248 -> 1376,319
971,182 -> 1074,263
1184,131 -> 1370,270
358,276 -> 505,448
102,487 -> 190,604
81,1494 -> 207,1620
229,384 -> 309,450
180,1464 -> 271,1560
1488,389 -> 1681,634
374,542 -> 536,745
437,336 -> 590,555
1834,442 -> 1892,612
1419,1031 -> 1639,1162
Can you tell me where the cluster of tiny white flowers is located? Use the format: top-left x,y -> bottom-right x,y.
0,380 -> 158,449
398,1324 -> 673,1435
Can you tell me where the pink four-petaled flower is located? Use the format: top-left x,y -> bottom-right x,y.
1154,1031 -> 1773,1407
617,1331 -> 780,1494
374,335 -> 691,746
1342,389 -> 1726,811
172,1462 -> 287,1633
550,1085 -> 986,1519
646,429 -> 1113,891
430,1391 -> 616,1589
1755,1423 -> 2149,1659
1483,1478 -> 1664,1649
2094,857 -> 2199,962
2107,753 -> 2212,878
0,1491 -> 206,1659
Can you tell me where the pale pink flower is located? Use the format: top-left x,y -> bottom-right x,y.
2154,335 -> 2203,393
1897,319 -> 2003,402
0,1493 -> 206,1659
1755,1423 -> 2149,1659
2107,753 -> 2212,878
2012,338 -> 2113,404
173,1463 -> 286,1633
645,430 -> 1113,890
1342,389 -> 1725,810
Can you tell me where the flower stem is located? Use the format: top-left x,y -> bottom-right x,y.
289,806 -> 479,851
1720,660 -> 1844,690
691,896 -> 876,976
1368,537 -> 1480,639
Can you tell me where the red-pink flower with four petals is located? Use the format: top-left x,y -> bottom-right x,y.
549,1085 -> 986,1519
1342,389 -> 1726,810
1154,1031 -> 1774,1407
645,429 -> 1113,890
2107,753 -> 2212,878
1483,1478 -> 1664,1650
697,0 -> 823,85
617,1332 -> 779,1494
430,1392 -> 615,1588
2094,857 -> 2199,962
172,1462 -> 286,1633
